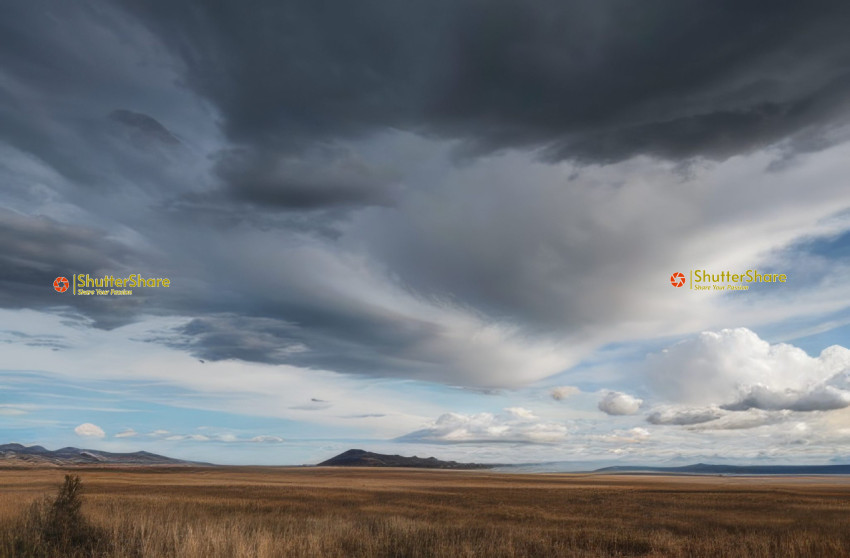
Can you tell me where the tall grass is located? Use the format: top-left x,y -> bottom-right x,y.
1,468 -> 849,557
6,474 -> 108,557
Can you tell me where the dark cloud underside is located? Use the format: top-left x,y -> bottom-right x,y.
122,0 -> 850,165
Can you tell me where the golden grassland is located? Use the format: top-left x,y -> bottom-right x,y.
1,466 -> 850,557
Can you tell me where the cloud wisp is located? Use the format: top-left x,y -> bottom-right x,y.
398,408 -> 569,444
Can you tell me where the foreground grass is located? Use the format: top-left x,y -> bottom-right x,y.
1,467 -> 849,557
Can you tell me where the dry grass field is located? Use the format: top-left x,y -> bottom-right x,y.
1,466 -> 849,557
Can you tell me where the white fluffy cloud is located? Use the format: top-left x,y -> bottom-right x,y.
646,328 -> 850,410
114,429 -> 137,438
641,330 -> 850,435
598,392 -> 643,415
399,407 -> 568,443
74,423 -> 105,438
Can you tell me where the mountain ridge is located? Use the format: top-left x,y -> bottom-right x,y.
0,443 -> 205,466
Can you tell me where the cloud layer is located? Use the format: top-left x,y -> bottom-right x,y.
2,0 -> 850,398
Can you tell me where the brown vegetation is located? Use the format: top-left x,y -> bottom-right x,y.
1,467 -> 849,557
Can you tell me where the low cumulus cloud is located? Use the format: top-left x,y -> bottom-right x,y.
550,386 -> 580,401
646,407 -> 725,426
398,407 -> 568,444
165,433 -> 210,442
74,423 -> 105,438
250,435 -> 284,443
289,397 -> 332,411
147,429 -> 283,443
722,384 -> 850,412
687,409 -> 790,431
598,392 -> 643,415
114,429 -> 137,438
644,405 -> 791,431
595,427 -> 650,444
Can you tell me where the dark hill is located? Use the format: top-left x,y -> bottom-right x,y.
318,449 -> 492,469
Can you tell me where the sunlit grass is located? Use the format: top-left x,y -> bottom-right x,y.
1,467 -> 848,557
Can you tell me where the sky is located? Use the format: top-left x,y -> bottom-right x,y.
2,0 -> 850,467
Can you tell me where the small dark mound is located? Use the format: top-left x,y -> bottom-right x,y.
318,449 -> 491,469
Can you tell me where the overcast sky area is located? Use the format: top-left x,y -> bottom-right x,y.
2,0 -> 850,466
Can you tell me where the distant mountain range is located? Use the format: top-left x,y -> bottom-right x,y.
319,450 -> 850,475
318,449 -> 493,469
5,443 -> 850,474
593,463 -> 850,475
0,443 -> 202,466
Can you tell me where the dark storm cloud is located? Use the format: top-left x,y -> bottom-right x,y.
0,1 -> 179,188
547,81 -> 850,163
108,110 -> 182,147
214,145 -> 400,209
121,0 -> 850,172
4,0 -> 850,385
161,309 -> 461,383
0,209 -> 148,328
170,315 -> 308,363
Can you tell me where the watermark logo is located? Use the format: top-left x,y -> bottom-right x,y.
670,269 -> 787,292
53,276 -> 70,293
50,273 -> 171,296
670,272 -> 686,288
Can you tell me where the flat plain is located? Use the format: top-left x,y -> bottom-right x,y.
1,466 -> 849,557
